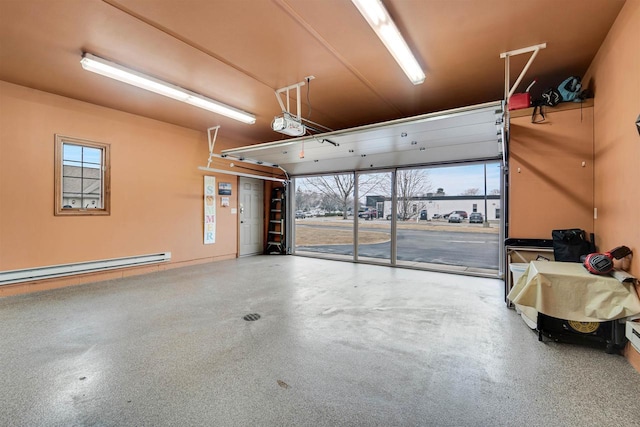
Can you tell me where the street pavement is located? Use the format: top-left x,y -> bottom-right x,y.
295,227 -> 499,269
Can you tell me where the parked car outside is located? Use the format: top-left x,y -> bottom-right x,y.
295,210 -> 305,219
386,213 -> 411,220
358,209 -> 377,220
443,210 -> 468,219
448,213 -> 463,223
469,212 -> 483,223
432,214 -> 442,219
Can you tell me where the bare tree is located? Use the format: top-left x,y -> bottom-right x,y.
295,187 -> 305,210
384,169 -> 433,220
302,175 -> 354,219
397,170 -> 433,220
301,174 -> 386,219
460,188 -> 480,195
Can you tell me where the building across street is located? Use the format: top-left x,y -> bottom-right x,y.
365,194 -> 501,221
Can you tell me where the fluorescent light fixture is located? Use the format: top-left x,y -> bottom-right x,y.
351,0 -> 425,85
80,53 -> 256,124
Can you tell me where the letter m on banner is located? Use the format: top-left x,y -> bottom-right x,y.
204,176 -> 216,244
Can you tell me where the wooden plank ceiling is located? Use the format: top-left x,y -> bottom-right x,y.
0,0 -> 625,155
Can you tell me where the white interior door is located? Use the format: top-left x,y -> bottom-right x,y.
239,177 -> 264,256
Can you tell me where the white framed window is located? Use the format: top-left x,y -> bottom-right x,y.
54,135 -> 110,216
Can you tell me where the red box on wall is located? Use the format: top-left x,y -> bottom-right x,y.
509,93 -> 531,110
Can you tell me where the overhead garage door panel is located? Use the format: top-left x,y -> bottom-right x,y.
222,101 -> 504,176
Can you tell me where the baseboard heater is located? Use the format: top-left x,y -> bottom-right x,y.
0,252 -> 171,286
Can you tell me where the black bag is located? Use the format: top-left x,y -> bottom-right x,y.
542,87 -> 561,106
552,229 -> 591,262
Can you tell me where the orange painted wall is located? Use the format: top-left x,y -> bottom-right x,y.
509,105 -> 594,239
582,0 -> 640,275
0,81 -> 240,293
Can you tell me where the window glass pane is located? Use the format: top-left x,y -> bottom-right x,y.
63,164 -> 82,177
81,167 -> 101,180
82,178 -> 100,191
294,174 -> 354,260
63,144 -> 82,163
395,162 -> 500,273
62,176 -> 82,208
357,172 -> 391,264
82,147 -> 102,167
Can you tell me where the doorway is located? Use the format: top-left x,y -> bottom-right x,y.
239,177 -> 264,256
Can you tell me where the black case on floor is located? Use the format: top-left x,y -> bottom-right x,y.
537,313 -> 626,353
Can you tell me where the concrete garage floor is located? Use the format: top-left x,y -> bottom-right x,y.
1,256 -> 639,426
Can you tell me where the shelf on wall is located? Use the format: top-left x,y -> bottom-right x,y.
510,98 -> 594,119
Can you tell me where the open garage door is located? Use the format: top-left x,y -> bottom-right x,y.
223,102 -> 505,277
221,101 -> 505,176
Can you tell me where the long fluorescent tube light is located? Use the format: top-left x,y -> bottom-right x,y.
351,0 -> 425,85
80,53 -> 256,124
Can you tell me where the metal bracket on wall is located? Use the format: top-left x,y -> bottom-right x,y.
500,43 -> 546,132
206,125 -> 220,168
202,124 -> 290,182
500,43 -> 547,100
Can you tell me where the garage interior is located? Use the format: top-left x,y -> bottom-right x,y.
1,1 -> 639,425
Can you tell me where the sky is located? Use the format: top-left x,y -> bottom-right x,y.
63,144 -> 102,167
428,162 -> 501,196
